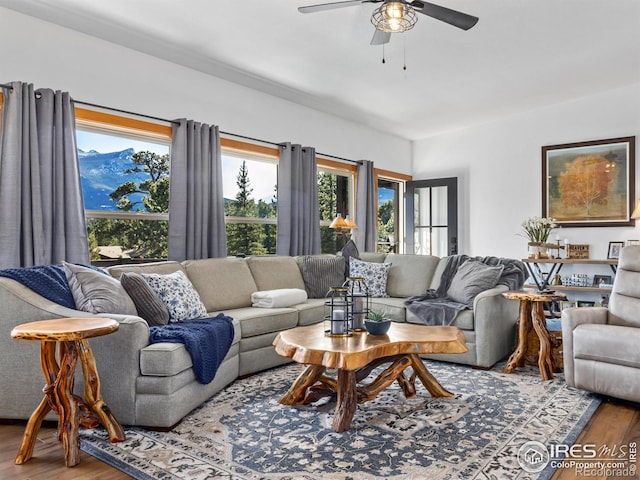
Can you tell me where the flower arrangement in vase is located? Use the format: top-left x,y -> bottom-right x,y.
521,216 -> 558,258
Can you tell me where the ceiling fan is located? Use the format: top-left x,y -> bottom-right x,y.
298,0 -> 478,45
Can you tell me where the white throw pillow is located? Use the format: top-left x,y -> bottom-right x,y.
251,288 -> 308,308
349,257 -> 391,298
141,270 -> 207,322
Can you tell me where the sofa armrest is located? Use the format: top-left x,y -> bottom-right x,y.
561,307 -> 608,386
472,284 -> 509,308
83,313 -> 151,425
471,284 -> 519,368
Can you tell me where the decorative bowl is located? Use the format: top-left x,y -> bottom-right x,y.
364,319 -> 391,335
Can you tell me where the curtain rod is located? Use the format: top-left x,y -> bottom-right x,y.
1,82 -> 360,165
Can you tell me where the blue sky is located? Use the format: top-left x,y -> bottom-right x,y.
76,129 -> 391,205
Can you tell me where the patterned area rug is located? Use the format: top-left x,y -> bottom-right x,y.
80,360 -> 600,479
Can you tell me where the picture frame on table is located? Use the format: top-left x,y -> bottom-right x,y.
577,300 -> 596,308
607,241 -> 624,259
560,301 -> 577,311
593,274 -> 612,286
542,136 -> 635,227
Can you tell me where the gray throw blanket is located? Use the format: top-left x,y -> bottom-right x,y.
404,255 -> 527,326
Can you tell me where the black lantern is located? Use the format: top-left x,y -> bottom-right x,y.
324,286 -> 352,336
343,277 -> 370,332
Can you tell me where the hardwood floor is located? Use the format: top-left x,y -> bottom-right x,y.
1,397 -> 638,479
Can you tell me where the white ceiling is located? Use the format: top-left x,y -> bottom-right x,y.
2,0 -> 640,140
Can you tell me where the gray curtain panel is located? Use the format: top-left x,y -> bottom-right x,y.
0,81 -> 89,268
276,143 -> 320,256
168,119 -> 226,260
354,160 -> 377,252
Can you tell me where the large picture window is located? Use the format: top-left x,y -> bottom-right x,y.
76,109 -> 172,262
222,146 -> 278,256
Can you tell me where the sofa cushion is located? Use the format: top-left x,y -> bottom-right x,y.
63,262 -> 137,315
349,257 -> 391,297
141,270 -> 208,322
292,299 -> 326,326
359,252 -> 387,263
120,272 -> 170,326
183,258 -> 257,311
247,256 -> 306,291
299,255 -> 346,298
220,306 -> 298,338
447,260 -> 504,306
385,254 -> 440,298
140,342 -> 194,377
107,261 -> 185,280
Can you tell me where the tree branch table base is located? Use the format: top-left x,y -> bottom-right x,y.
274,323 -> 468,433
502,290 -> 566,381
11,318 -> 126,467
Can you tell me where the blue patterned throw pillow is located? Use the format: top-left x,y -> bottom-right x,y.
349,257 -> 391,298
141,270 -> 207,322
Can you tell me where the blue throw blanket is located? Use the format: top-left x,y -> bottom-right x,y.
149,314 -> 235,384
0,264 -> 76,309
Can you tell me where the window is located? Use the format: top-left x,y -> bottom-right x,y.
318,160 -> 356,253
75,108 -> 172,263
221,141 -> 278,256
376,169 -> 410,253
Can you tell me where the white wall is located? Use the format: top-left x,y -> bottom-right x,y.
0,7 -> 411,172
413,82 -> 640,260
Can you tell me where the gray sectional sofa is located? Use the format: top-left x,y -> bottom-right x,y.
0,253 -> 521,428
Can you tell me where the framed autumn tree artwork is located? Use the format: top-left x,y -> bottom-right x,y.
542,136 -> 636,227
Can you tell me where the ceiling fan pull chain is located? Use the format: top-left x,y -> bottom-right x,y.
403,35 -> 407,71
382,44 -> 386,64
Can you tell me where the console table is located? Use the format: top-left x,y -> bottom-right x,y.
11,317 -> 125,467
522,258 -> 618,293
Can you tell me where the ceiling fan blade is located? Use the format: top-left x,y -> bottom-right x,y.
410,1 -> 479,30
298,0 -> 368,14
370,28 -> 391,45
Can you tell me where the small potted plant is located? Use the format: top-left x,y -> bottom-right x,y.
364,309 -> 391,335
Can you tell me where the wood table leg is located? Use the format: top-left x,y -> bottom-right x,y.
409,354 -> 452,397
531,302 -> 555,380
279,364 -> 326,405
333,369 -> 357,433
77,339 -> 125,442
56,341 -> 81,467
504,300 -> 531,374
15,341 -> 57,465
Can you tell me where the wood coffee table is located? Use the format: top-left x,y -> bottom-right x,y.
273,322 -> 467,432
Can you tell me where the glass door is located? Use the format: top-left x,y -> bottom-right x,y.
405,177 -> 458,257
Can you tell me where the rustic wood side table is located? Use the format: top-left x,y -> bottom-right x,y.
11,317 -> 126,467
502,290 -> 566,380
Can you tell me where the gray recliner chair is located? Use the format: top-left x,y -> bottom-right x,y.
562,245 -> 640,402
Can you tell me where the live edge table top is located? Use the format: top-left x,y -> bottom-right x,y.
273,322 -> 468,371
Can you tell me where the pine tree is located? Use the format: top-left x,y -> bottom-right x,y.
87,150 -> 169,259
225,161 -> 267,256
318,172 -> 338,253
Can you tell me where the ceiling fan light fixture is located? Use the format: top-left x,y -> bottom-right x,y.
371,1 -> 417,33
